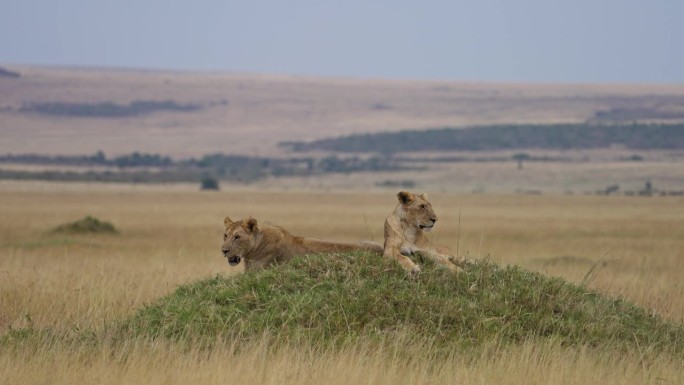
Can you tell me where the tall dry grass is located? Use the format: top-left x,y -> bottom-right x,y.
2,337 -> 681,385
1,181 -> 683,383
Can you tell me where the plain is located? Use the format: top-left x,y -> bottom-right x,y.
1,182 -> 683,384
3,66 -> 684,157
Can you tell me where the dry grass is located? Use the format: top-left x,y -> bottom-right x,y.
1,181 -> 682,383
2,338 -> 682,385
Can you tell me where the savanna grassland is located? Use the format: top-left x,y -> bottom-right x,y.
1,181 -> 683,384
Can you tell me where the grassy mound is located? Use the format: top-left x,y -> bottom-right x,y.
121,252 -> 683,355
51,216 -> 118,234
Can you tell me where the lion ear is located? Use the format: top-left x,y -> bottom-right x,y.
244,217 -> 258,233
419,193 -> 428,200
397,191 -> 415,205
224,216 -> 233,228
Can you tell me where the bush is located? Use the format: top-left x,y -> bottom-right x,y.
51,216 -> 118,234
200,177 -> 220,191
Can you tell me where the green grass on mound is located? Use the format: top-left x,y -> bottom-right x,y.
51,216 -> 118,234
120,252 -> 683,355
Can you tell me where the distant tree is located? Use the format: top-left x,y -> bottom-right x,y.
281,124 -> 684,153
318,156 -> 344,172
93,150 -> 107,164
200,176 -> 220,191
604,185 -> 620,195
512,153 -> 531,169
20,100 -> 200,118
114,152 -> 172,168
640,180 -> 653,196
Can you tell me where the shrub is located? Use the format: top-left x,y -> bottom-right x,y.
200,176 -> 220,191
51,216 -> 118,234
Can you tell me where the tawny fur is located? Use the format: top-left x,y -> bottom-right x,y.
222,217 -> 383,270
383,191 -> 465,275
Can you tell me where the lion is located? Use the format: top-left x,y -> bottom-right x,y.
222,216 -> 383,270
383,191 -> 465,275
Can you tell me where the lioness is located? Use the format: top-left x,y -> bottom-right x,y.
384,191 -> 464,274
222,216 -> 383,270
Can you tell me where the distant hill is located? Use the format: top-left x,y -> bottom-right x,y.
281,124 -> 684,153
0,67 -> 20,78
3,66 -> 684,157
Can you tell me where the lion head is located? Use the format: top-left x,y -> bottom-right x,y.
396,191 -> 438,232
222,216 -> 259,266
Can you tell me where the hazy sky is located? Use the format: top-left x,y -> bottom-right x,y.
1,0 -> 682,83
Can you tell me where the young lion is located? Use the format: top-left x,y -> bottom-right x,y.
222,216 -> 383,270
384,191 -> 464,275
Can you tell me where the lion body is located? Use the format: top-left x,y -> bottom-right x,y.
383,191 -> 463,274
222,217 -> 383,270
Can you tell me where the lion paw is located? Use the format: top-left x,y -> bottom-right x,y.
440,262 -> 464,274
403,263 -> 421,277
448,255 -> 473,268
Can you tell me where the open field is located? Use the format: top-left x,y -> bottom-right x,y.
249,150 -> 684,194
1,182 -> 682,384
2,65 -> 684,157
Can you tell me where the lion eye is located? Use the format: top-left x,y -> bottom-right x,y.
223,234 -> 227,240
234,235 -> 241,240
420,204 -> 427,209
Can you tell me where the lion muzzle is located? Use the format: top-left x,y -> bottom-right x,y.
223,248 -> 242,266
419,217 -> 437,231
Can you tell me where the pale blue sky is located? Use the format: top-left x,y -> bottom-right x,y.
1,0 -> 682,83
